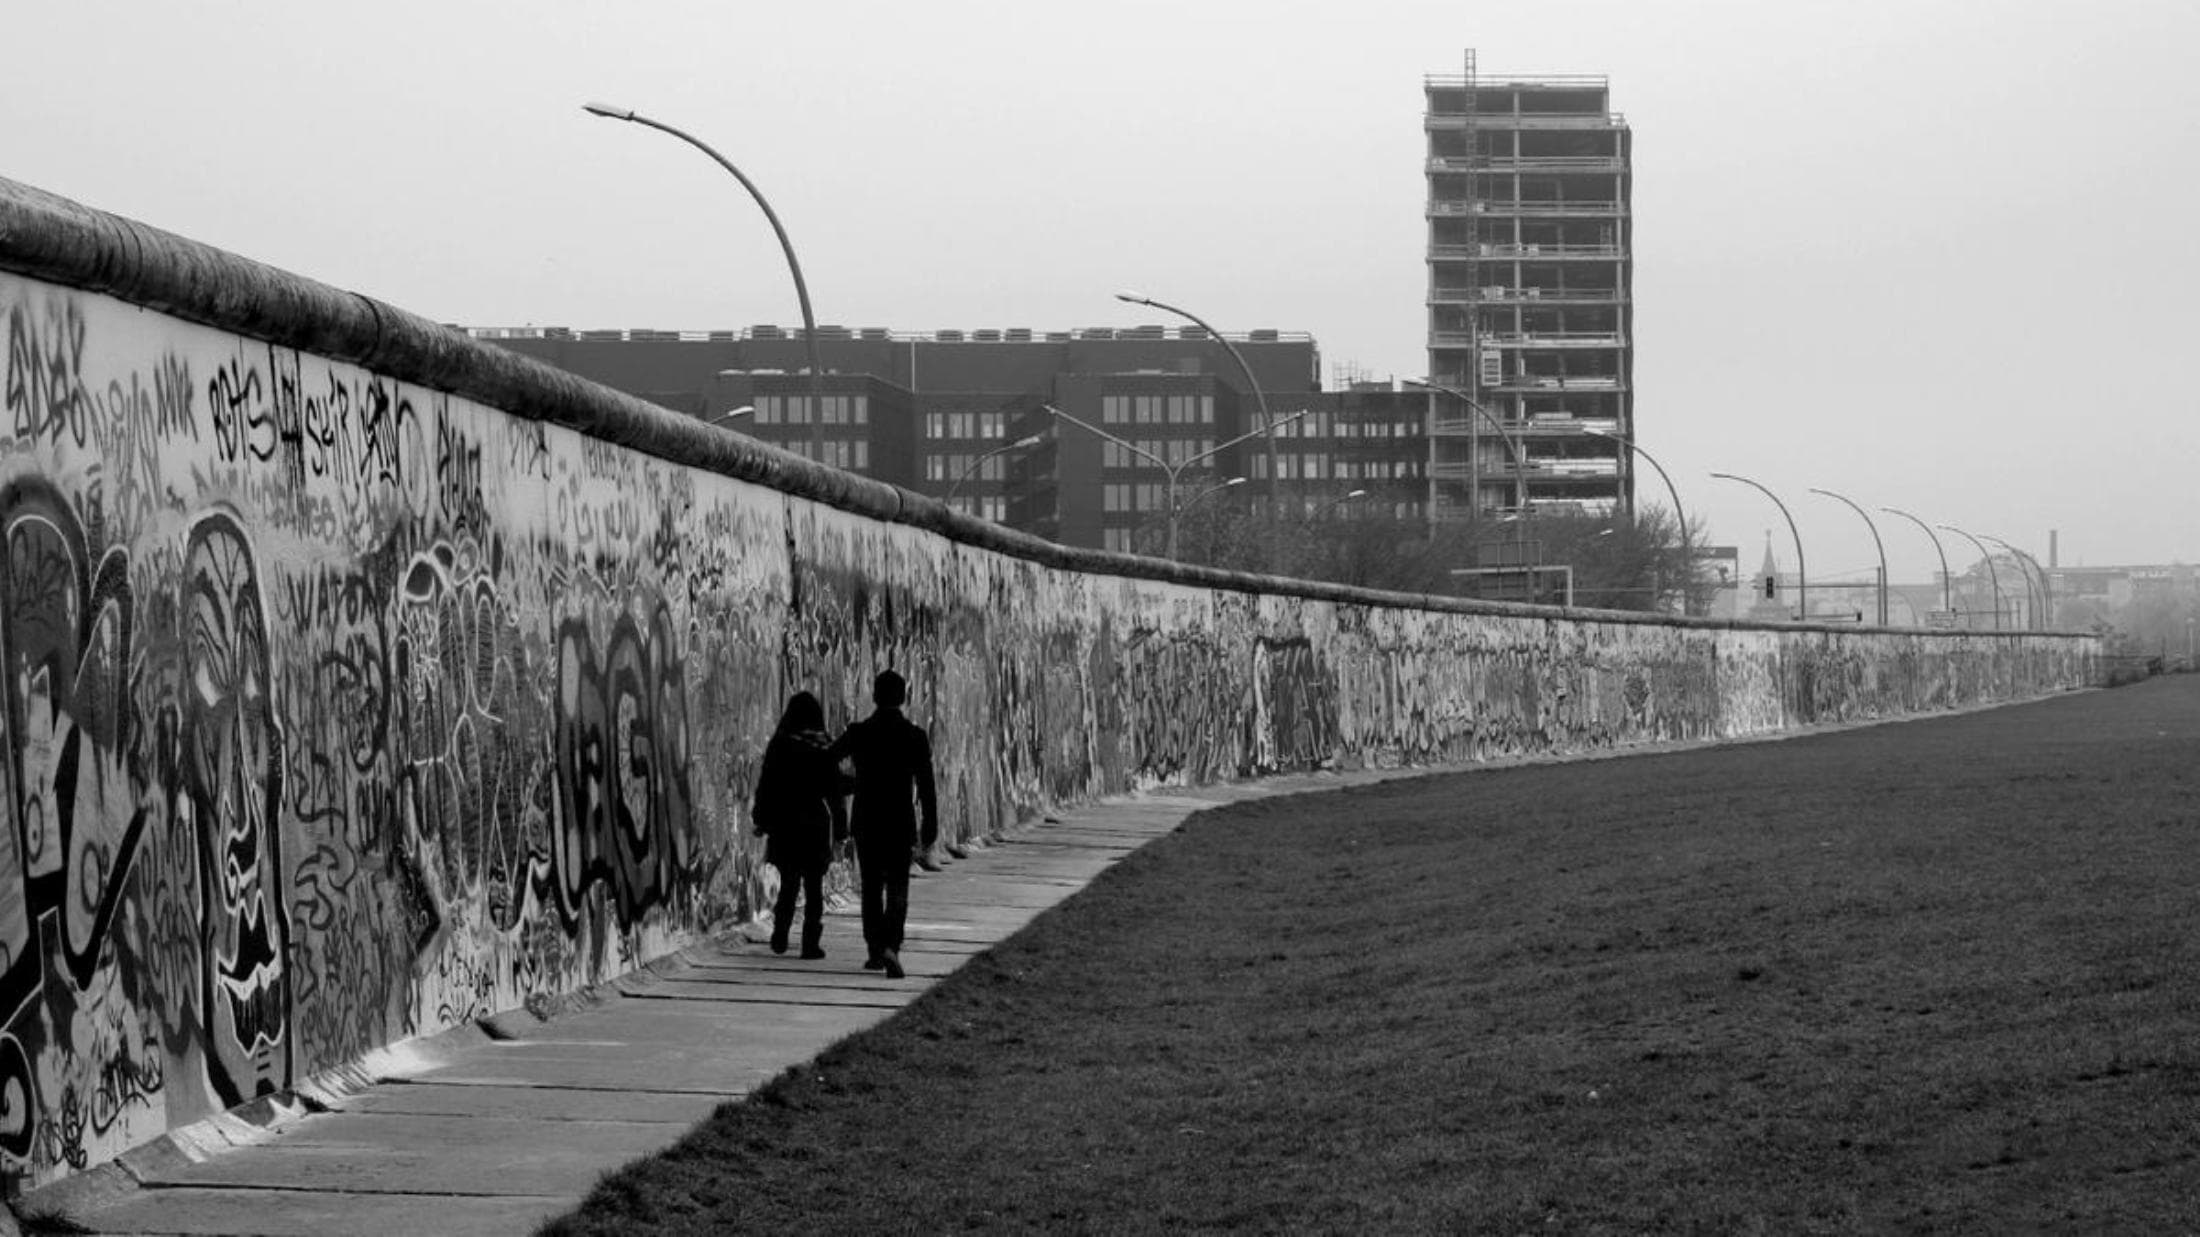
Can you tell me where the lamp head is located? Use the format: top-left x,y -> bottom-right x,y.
1012,434 -> 1044,449
583,101 -> 636,121
1114,290 -> 1151,306
1223,476 -> 1247,488
1346,488 -> 1368,499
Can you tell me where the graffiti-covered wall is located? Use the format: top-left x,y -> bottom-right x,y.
0,178 -> 2100,1191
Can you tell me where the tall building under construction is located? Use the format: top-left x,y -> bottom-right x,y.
1424,50 -> 1634,521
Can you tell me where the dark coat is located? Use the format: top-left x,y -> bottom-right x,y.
752,727 -> 847,872
829,707 -> 939,848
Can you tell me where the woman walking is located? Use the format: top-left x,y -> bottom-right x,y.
752,691 -> 847,959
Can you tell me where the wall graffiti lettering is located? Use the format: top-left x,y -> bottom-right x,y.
0,261 -> 2100,1199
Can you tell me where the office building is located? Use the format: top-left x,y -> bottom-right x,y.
1424,50 -> 1634,520
471,326 -> 1425,553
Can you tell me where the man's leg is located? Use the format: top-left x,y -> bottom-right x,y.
857,841 -> 885,966
881,845 -> 912,979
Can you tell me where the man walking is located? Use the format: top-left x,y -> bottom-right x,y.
830,669 -> 938,980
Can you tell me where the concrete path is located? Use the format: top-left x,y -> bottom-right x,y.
33,772 -> 1398,1237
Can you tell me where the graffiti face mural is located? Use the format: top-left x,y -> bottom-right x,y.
179,514 -> 290,1108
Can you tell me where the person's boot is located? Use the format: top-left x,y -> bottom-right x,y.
863,953 -> 886,971
770,926 -> 789,955
914,845 -> 944,873
883,949 -> 905,980
801,934 -> 826,960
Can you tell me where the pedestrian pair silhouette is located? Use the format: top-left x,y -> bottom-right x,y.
751,670 -> 938,980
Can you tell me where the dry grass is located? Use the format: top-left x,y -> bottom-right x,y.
544,676 -> 2200,1234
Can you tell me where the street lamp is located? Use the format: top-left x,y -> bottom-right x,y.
1711,472 -> 1807,621
1986,539 -> 2054,630
1045,403 -> 1311,560
1402,377 -> 1526,514
1584,427 -> 1694,615
1809,488 -> 1888,627
1984,535 -> 2045,630
945,433 -> 1044,509
704,404 -> 755,427
1309,488 -> 1368,519
584,101 -> 825,459
1182,476 -> 1247,515
1114,291 -> 1279,510
1938,524 -> 2005,630
1881,507 -> 1953,623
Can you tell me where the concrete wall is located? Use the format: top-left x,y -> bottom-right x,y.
0,177 -> 2100,1192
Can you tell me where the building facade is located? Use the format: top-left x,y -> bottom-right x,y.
473,326 -> 1428,553
1424,50 -> 1634,521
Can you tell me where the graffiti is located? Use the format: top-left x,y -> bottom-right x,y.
178,513 -> 291,1109
434,419 -> 487,539
551,605 -> 697,933
0,260 -> 2102,1197
5,298 -> 92,449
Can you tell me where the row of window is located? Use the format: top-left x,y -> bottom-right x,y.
924,453 -> 1010,484
1102,483 -> 1171,513
1245,454 -> 1422,481
1102,394 -> 1215,426
779,437 -> 870,469
755,395 -> 870,426
924,410 -> 1011,441
1102,439 -> 1217,469
947,495 -> 1009,521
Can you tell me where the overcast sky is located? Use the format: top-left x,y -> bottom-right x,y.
8,0 -> 2196,583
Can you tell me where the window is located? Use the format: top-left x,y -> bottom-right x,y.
853,396 -> 868,426
979,411 -> 1005,439
978,495 -> 1006,521
1103,395 -> 1130,424
854,441 -> 869,469
926,455 -> 949,482
926,413 -> 946,440
1103,528 -> 1134,552
1135,395 -> 1160,424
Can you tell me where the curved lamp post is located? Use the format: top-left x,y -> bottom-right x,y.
1045,403 -> 1309,560
1938,524 -> 2005,630
1403,377 -> 1526,514
1310,488 -> 1368,519
1584,427 -> 1694,615
1712,472 -> 1807,621
1983,535 -> 2045,630
585,102 -> 824,458
1115,291 -> 1278,510
2001,542 -> 2054,630
1881,507 -> 1953,622
1181,476 -> 1247,515
946,433 -> 1044,509
1809,488 -> 1888,627
704,404 -> 755,428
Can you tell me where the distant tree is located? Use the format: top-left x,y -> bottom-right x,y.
1147,499 -> 1698,610
1452,506 -> 1700,612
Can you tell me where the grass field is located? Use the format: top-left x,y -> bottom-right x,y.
544,677 -> 2200,1233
